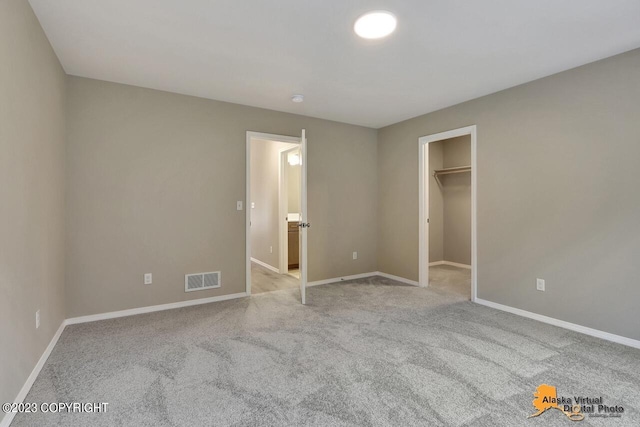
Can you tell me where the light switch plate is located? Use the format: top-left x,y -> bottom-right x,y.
536,278 -> 545,291
144,273 -> 152,285
352,251 -> 358,260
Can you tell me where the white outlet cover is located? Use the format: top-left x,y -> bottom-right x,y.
353,251 -> 358,260
144,273 -> 152,285
36,310 -> 40,329
536,278 -> 545,291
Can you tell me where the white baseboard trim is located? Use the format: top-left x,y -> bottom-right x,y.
475,298 -> 640,350
429,260 -> 472,269
1,321 -> 66,427
250,257 -> 280,273
66,292 -> 248,325
375,271 -> 420,287
307,272 -> 377,287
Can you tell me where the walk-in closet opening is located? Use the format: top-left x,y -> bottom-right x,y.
419,126 -> 477,300
428,135 -> 471,297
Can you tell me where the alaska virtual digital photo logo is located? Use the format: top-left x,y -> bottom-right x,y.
528,384 -> 624,421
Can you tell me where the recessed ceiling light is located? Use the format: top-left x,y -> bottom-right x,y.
354,11 -> 397,39
291,94 -> 304,103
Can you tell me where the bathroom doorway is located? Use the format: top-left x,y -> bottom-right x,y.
246,130 -> 309,303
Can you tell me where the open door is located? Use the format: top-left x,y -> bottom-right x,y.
299,129 -> 309,304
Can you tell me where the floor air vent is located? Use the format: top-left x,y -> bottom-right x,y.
185,271 -> 221,292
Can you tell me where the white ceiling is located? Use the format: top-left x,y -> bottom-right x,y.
29,0 -> 640,128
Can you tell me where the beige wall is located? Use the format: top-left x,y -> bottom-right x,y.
442,136 -> 471,265
250,139 -> 295,268
378,48 -> 640,340
0,0 -> 66,407
428,141 -> 444,262
66,76 -> 378,317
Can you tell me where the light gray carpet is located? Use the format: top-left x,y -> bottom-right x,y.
429,264 -> 470,298
12,276 -> 640,426
251,261 -> 299,294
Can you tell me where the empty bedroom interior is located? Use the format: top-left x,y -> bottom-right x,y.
2,0 -> 640,425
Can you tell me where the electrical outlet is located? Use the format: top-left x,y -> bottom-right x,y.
236,201 -> 243,210
536,278 -> 545,291
352,251 -> 358,260
36,310 -> 40,329
270,246 -> 273,253
144,273 -> 152,285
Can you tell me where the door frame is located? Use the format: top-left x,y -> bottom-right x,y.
246,131 -> 301,296
418,125 -> 478,301
278,146 -> 300,274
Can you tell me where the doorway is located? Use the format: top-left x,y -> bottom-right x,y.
246,131 -> 309,303
418,126 -> 477,301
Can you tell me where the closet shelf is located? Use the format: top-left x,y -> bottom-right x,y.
433,165 -> 471,177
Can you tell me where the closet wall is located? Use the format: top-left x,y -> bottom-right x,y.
428,142 -> 445,262
287,151 -> 301,214
429,135 -> 471,265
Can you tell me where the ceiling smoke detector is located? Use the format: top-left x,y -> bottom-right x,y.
354,11 -> 397,39
291,94 -> 304,103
